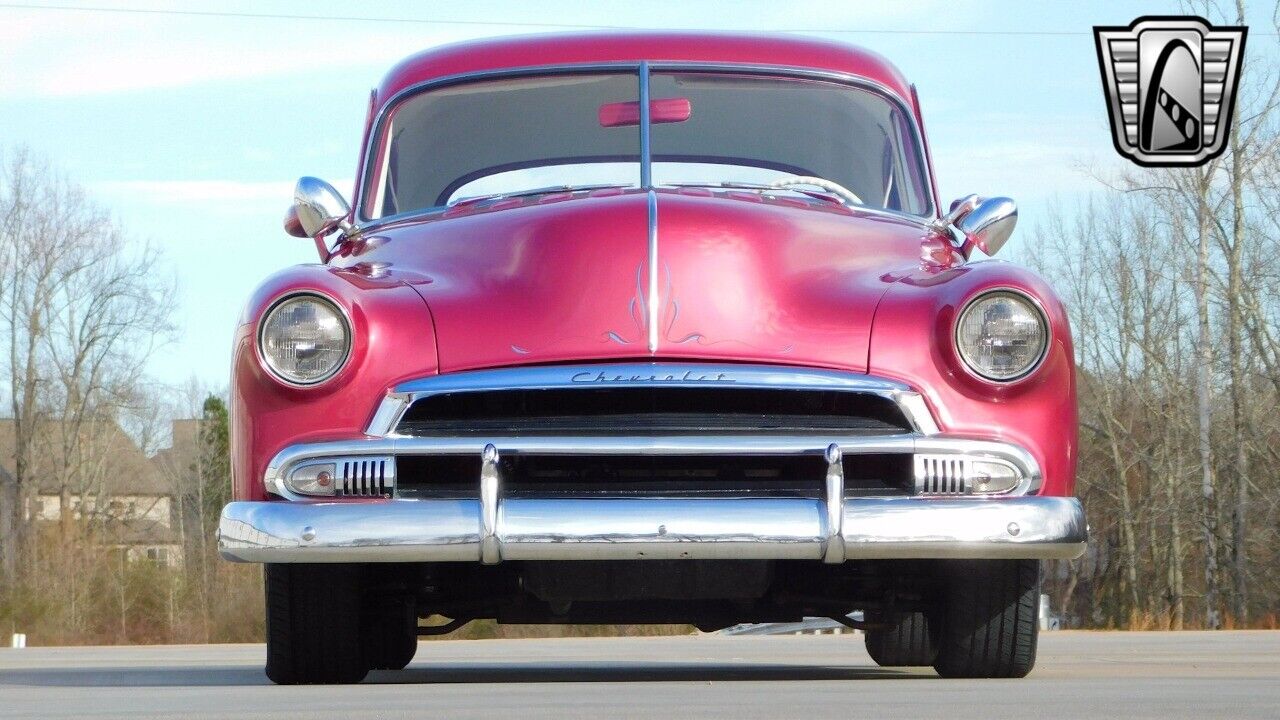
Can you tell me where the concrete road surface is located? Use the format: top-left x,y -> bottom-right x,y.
1,631 -> 1278,719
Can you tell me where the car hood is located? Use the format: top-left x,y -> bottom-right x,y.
340,189 -> 936,373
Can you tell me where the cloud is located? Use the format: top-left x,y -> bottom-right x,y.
0,1 -> 954,98
0,6 -> 461,98
938,141 -> 1116,199
929,109 -> 1124,206
94,178 -> 353,205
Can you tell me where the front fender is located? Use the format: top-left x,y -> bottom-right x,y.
230,265 -> 439,500
868,261 -> 1077,496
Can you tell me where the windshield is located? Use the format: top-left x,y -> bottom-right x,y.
361,70 -> 932,219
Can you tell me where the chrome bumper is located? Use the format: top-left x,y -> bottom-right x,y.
225,363 -> 1085,564
218,495 -> 1087,564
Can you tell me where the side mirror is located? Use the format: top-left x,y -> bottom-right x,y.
943,196 -> 1017,257
292,177 -> 353,239
283,206 -> 307,238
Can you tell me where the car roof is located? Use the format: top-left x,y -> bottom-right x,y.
374,32 -> 917,107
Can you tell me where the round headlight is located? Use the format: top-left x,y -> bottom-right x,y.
955,291 -> 1048,381
258,294 -> 351,386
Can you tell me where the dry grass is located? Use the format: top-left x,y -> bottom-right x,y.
0,537 -> 696,645
0,523 -> 264,646
3,535 -> 1274,645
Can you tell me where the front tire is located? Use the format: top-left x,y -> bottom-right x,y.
363,594 -> 418,671
865,611 -> 937,667
932,559 -> 1040,679
265,564 -> 369,685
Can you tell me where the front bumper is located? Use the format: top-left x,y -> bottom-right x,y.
224,364 -> 1085,564
218,495 -> 1086,564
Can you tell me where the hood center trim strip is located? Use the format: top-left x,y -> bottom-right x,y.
646,189 -> 659,354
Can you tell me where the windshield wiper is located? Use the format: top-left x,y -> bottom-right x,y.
662,181 -> 849,207
450,183 -> 633,207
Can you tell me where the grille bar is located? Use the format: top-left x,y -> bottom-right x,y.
914,455 -> 970,495
338,457 -> 396,497
395,452 -> 914,500
265,436 -> 1043,499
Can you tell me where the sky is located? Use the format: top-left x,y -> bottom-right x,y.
1,0 -> 1277,393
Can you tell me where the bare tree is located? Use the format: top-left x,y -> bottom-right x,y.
0,147 -> 174,587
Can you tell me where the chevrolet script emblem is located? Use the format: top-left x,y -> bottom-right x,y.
1094,16 -> 1247,166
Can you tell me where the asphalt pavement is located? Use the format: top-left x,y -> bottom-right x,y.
1,631 -> 1277,719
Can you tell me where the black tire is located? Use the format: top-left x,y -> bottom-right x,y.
865,611 -> 937,667
363,594 -> 418,671
932,559 -> 1040,679
264,564 -> 369,685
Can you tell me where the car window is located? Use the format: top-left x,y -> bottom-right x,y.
363,70 -> 931,219
366,73 -> 640,218
648,72 -> 930,215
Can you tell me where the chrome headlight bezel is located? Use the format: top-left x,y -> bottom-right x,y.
256,292 -> 352,387
953,289 -> 1050,383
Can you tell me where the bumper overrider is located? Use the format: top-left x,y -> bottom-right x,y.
219,364 -> 1087,564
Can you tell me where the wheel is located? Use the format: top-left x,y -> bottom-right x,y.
932,559 -> 1040,679
363,594 -> 418,670
264,564 -> 369,684
865,611 -> 937,667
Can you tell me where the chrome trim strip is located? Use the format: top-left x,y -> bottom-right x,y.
218,496 -> 1086,563
893,391 -> 940,435
640,65 -> 660,354
263,433 -> 1042,499
364,392 -> 412,438
278,433 -> 904,460
646,190 -> 659,354
353,61 -> 938,228
391,362 -> 911,395
822,444 -> 845,564
365,362 -> 943,438
638,61 -> 652,189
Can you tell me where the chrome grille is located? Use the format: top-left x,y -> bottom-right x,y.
338,457 -> 396,497
914,455 -> 970,495
393,386 -> 914,437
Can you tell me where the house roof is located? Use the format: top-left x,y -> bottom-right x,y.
151,418 -> 199,485
0,418 -> 171,495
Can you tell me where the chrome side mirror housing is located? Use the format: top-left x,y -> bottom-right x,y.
942,195 -> 1017,257
292,177 -> 353,239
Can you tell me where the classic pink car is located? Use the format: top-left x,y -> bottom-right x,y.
219,32 -> 1085,684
